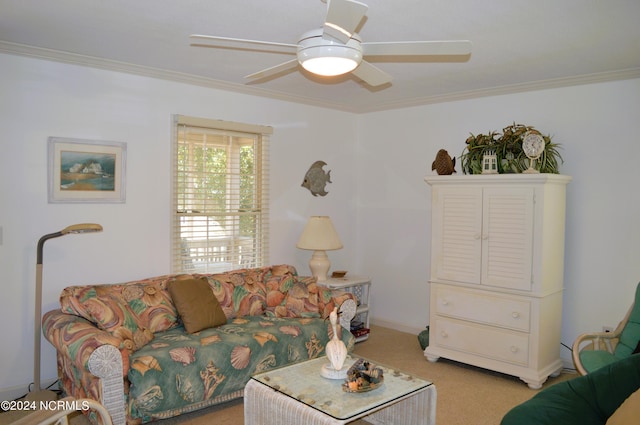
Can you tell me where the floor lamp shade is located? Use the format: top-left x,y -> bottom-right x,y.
29,223 -> 102,401
296,216 -> 342,281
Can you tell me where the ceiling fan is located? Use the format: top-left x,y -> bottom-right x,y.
190,0 -> 471,87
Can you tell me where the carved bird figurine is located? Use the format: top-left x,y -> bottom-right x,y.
326,307 -> 347,371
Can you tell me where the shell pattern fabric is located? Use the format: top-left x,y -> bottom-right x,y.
126,315 -> 355,422
44,264 -> 358,424
197,265 -> 298,320
60,276 -> 183,350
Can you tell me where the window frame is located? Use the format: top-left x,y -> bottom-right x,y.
171,115 -> 272,273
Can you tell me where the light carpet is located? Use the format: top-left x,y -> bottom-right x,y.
1,325 -> 574,424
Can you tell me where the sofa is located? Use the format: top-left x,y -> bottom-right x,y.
42,265 -> 357,425
501,353 -> 640,425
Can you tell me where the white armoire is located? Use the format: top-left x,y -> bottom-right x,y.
424,174 -> 571,389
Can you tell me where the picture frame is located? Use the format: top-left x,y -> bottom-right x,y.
48,137 -> 127,203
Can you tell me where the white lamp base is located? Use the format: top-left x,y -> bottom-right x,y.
308,250 -> 331,281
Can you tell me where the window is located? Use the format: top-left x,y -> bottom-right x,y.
172,115 -> 272,273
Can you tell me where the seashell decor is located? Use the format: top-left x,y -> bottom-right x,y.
342,358 -> 384,393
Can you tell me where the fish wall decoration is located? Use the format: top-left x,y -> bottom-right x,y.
301,160 -> 332,196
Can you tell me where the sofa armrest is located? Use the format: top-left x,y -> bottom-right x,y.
43,309 -> 127,370
43,310 -> 128,425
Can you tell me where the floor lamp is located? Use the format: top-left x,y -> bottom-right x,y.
27,223 -> 103,402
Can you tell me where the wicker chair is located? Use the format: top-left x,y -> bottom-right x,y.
572,282 -> 640,375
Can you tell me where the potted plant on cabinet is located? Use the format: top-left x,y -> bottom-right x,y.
460,123 -> 563,174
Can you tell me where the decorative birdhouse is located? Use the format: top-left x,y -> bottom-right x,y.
482,151 -> 498,174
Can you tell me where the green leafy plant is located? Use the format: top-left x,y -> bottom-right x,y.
460,123 -> 563,174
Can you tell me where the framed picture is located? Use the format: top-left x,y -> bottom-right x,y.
48,137 -> 127,203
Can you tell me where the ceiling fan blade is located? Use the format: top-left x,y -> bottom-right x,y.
190,34 -> 297,55
351,60 -> 392,86
323,0 -> 368,43
363,40 -> 472,57
245,59 -> 299,81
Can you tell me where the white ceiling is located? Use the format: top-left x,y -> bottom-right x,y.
1,0 -> 639,113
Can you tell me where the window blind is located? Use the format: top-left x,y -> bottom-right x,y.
171,115 -> 272,273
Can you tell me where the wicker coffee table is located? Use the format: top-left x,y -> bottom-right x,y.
244,356 -> 436,425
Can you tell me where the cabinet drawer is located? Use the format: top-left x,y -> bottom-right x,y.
434,286 -> 531,332
433,317 -> 529,366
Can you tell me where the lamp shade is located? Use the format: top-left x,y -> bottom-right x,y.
297,216 -> 343,251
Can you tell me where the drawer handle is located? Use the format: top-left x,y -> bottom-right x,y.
474,233 -> 481,240
440,331 -> 448,338
512,312 -> 520,319
441,299 -> 450,306
510,346 -> 519,353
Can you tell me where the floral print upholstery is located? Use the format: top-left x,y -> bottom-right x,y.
60,276 -> 183,350
126,315 -> 353,422
43,265 -> 356,425
196,266 -> 292,319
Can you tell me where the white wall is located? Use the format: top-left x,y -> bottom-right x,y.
0,53 -> 358,396
356,78 -> 640,368
1,51 -> 639,396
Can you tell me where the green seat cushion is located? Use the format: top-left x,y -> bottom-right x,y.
579,350 -> 621,373
614,283 -> 640,359
501,354 -> 640,425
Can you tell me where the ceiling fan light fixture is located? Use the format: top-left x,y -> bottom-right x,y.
297,29 -> 362,77
299,51 -> 360,76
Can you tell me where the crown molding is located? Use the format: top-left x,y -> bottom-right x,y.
360,68 -> 640,113
2,41 -> 639,114
0,41 -> 351,112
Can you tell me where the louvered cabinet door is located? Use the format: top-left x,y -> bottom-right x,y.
432,186 -> 535,291
481,187 -> 534,291
431,187 -> 482,285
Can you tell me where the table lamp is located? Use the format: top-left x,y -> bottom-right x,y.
27,223 -> 103,402
296,216 -> 342,281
